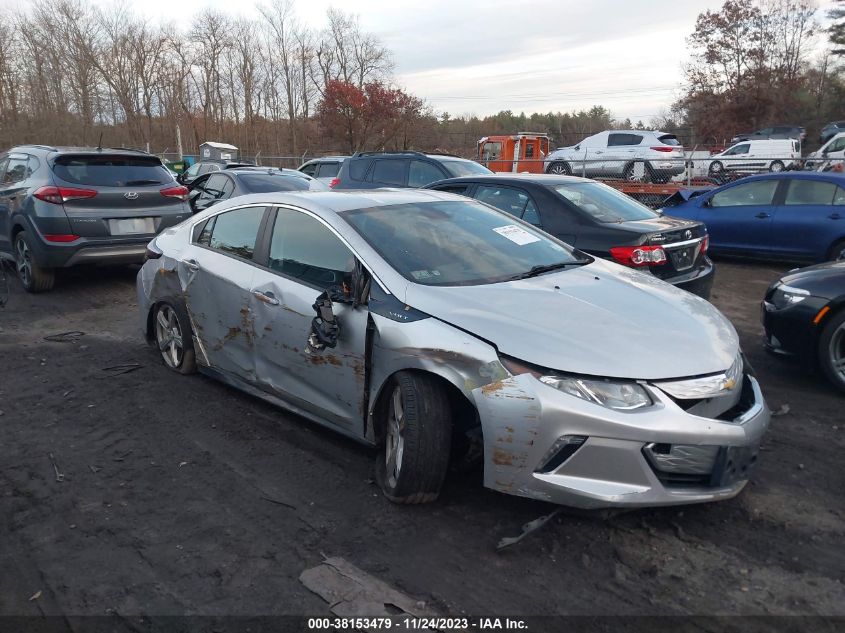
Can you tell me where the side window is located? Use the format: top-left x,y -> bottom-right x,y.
197,174 -> 230,204
408,160 -> 446,187
607,133 -> 626,147
525,144 -> 535,158
829,138 -> 845,153
481,142 -> 501,161
299,162 -> 317,177
710,180 -> 779,207
784,180 -> 837,206
834,187 -> 845,206
200,163 -> 221,176
317,162 -> 340,178
371,159 -> 407,186
349,158 -> 370,181
4,155 -> 29,184
205,206 -> 265,259
725,144 -> 750,156
522,199 -> 541,226
475,185 -> 534,219
269,208 -> 355,288
185,163 -> 201,178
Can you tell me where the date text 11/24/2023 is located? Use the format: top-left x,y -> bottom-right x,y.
306,617 -> 529,630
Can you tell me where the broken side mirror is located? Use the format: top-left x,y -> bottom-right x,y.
308,290 -> 340,350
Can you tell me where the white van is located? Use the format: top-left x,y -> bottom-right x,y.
805,132 -> 845,169
708,139 -> 800,175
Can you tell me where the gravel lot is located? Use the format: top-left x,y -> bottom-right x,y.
0,259 -> 843,624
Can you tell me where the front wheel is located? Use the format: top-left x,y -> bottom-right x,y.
769,160 -> 785,172
818,310 -> 845,394
153,302 -> 197,374
709,160 -> 724,175
14,231 -> 54,292
376,371 -> 452,504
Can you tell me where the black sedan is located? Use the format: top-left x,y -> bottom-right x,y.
424,174 -> 715,299
187,167 -> 327,213
762,261 -> 845,393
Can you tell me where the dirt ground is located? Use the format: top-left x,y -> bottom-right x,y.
0,259 -> 843,625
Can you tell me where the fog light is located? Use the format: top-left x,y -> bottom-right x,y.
535,435 -> 587,473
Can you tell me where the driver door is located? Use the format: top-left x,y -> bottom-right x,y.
250,206 -> 369,433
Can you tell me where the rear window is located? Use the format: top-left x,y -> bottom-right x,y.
53,155 -> 171,187
440,160 -> 493,177
238,174 -> 326,193
551,182 -> 658,222
657,134 -> 681,146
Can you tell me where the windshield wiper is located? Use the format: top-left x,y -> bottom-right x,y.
506,260 -> 588,281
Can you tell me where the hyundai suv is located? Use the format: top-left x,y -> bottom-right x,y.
0,145 -> 190,292
543,130 -> 685,183
330,151 -> 492,189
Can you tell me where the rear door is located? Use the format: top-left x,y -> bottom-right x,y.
770,178 -> 845,260
249,206 -> 369,431
722,143 -> 751,171
604,133 -> 642,176
50,153 -> 189,239
184,205 -> 270,379
699,178 -> 781,254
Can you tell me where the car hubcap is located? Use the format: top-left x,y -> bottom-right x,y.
771,162 -> 783,172
550,164 -> 567,175
155,305 -> 184,368
831,325 -> 845,382
711,162 -> 722,173
385,386 -> 405,489
14,237 -> 31,287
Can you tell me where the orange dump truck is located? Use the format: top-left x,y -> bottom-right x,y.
478,133 -> 550,173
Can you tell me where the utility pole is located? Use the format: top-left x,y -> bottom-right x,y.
176,124 -> 183,161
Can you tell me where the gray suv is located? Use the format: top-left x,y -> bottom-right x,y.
0,145 -> 191,292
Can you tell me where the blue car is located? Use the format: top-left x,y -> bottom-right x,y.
665,172 -> 845,263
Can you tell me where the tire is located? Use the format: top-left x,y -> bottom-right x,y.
709,161 -> 724,175
152,301 -> 197,374
546,161 -> 571,175
622,162 -> 651,183
827,239 -> 845,262
818,310 -> 845,394
769,160 -> 785,173
375,371 -> 452,504
14,231 -> 55,293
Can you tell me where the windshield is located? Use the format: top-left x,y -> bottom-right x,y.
551,182 -> 658,223
342,200 -> 585,286
239,173 -> 328,192
53,155 -> 172,187
441,160 -> 493,177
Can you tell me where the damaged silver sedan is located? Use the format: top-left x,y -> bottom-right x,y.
137,189 -> 770,508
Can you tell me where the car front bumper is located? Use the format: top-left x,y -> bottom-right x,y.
761,296 -> 827,366
472,370 -> 769,509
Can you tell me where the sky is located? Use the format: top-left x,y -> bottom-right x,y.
1,0 -> 838,122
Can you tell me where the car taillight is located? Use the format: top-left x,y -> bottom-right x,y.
329,178 -> 340,188
699,235 -> 709,254
43,234 -> 81,242
610,245 -> 667,267
33,186 -> 97,204
650,146 -> 677,153
160,185 -> 189,201
145,241 -> 162,260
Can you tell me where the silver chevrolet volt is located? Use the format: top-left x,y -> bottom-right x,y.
137,189 -> 770,508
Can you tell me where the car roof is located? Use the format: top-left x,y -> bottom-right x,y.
12,145 -> 158,158
306,155 -> 350,161
427,173 -> 591,186
718,172 -> 845,185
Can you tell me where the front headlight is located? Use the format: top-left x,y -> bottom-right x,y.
539,376 -> 652,411
770,283 -> 810,309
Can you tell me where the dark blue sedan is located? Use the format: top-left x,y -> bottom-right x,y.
665,172 -> 845,263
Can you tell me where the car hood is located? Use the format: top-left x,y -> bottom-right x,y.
403,259 -> 738,381
779,260 -> 845,297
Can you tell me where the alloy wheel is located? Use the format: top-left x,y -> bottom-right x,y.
155,305 -> 184,369
548,163 -> 569,175
385,386 -> 406,489
830,324 -> 845,383
14,236 -> 32,288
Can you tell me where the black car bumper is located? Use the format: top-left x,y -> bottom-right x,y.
661,256 -> 716,300
761,296 -> 829,367
29,233 -> 152,268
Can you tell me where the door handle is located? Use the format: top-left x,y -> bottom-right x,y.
183,258 -> 200,272
253,290 -> 280,306
594,151 -> 603,155
829,213 -> 842,220
755,212 -> 771,219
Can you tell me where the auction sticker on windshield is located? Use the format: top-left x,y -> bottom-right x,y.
492,225 -> 540,246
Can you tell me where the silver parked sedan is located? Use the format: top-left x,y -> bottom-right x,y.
137,189 -> 770,508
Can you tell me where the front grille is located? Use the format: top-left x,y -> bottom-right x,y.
716,375 -> 756,422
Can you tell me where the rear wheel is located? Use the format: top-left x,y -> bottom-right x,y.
828,239 -> 845,261
818,310 -> 845,394
546,161 -> 571,175
153,302 -> 196,374
376,371 -> 452,504
769,160 -> 785,173
709,161 -> 724,175
14,231 -> 54,293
